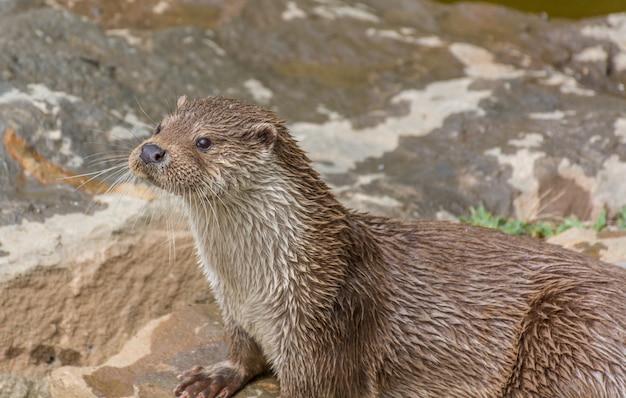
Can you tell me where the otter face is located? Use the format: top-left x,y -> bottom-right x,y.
129,96 -> 280,199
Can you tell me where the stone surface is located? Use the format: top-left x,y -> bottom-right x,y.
49,305 -> 279,398
1,0 -> 626,223
0,195 -> 212,396
0,374 -> 50,398
548,228 -> 626,265
0,0 -> 626,397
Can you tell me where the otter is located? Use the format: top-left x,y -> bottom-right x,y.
129,96 -> 626,398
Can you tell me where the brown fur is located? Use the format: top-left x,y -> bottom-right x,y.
129,96 -> 626,398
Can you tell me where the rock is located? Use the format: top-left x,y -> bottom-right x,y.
0,195 -> 211,376
548,228 -> 626,264
49,305 -> 279,398
2,0 -> 626,221
0,374 -> 50,398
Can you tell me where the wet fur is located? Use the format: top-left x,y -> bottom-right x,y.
129,96 -> 626,397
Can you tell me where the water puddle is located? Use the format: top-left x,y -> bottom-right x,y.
435,0 -> 626,19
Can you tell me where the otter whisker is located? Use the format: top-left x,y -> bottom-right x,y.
83,154 -> 131,168
61,163 -> 128,181
134,96 -> 158,130
107,168 -> 136,194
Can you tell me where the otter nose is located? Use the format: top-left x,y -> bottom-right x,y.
139,143 -> 166,164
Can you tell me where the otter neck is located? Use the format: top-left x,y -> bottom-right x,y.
182,167 -> 352,359
182,162 -> 345,293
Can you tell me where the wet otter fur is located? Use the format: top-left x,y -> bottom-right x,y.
129,96 -> 626,398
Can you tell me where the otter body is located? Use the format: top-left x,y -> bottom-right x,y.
129,96 -> 626,398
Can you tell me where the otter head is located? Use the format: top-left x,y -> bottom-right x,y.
129,96 -> 282,199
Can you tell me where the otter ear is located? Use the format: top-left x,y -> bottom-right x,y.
176,95 -> 188,109
250,122 -> 278,147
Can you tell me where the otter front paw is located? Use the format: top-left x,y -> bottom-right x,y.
174,363 -> 246,398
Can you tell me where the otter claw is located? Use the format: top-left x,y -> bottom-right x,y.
177,365 -> 204,380
174,364 -> 245,398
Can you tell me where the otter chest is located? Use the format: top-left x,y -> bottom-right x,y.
185,198 -> 305,358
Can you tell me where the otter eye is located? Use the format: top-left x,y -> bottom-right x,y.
154,123 -> 162,135
196,137 -> 212,152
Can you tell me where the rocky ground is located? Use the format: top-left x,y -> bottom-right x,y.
0,0 -> 625,397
